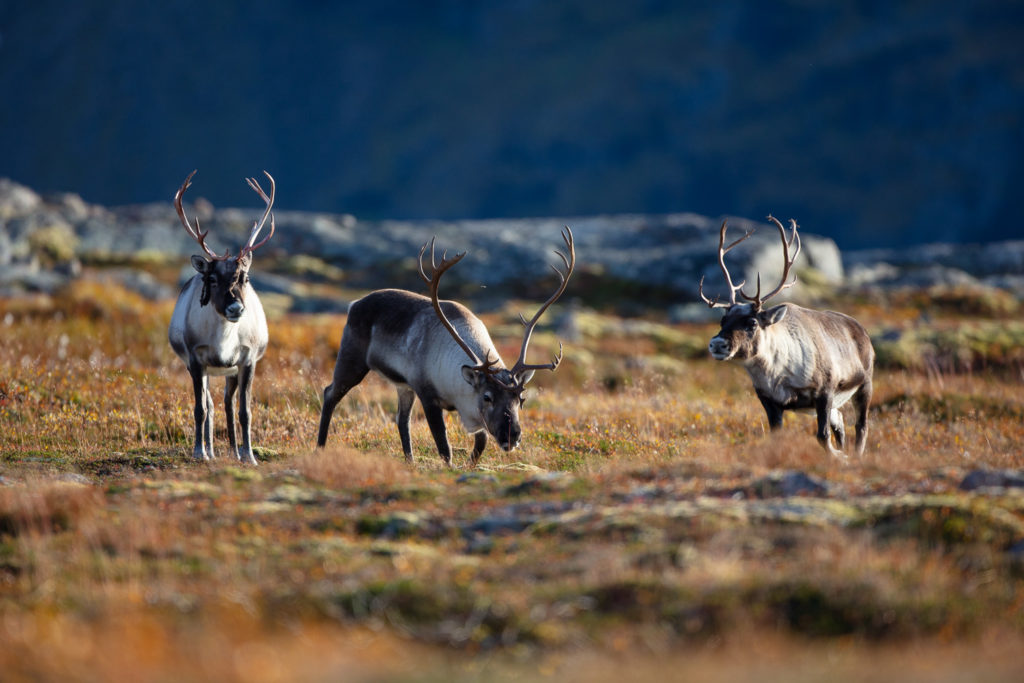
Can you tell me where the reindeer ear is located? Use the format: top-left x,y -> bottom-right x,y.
758,304 -> 788,327
516,369 -> 536,386
191,255 -> 210,273
461,366 -> 484,387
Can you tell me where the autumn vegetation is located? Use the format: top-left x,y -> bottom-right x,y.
1,271 -> 1022,682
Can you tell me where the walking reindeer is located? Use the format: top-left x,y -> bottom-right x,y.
699,217 -> 874,456
168,170 -> 275,464
317,227 -> 575,466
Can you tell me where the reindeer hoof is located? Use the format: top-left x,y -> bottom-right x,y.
236,449 -> 258,466
829,449 -> 849,463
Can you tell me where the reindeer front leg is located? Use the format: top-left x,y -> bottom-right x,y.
396,386 -> 416,462
225,374 -> 239,458
236,362 -> 258,465
188,359 -> 212,461
756,392 -> 784,431
470,431 -> 487,467
420,400 -> 452,466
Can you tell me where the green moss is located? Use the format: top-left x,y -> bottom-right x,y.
356,511 -> 428,538
877,392 -> 1024,423
28,224 -> 78,263
874,322 -> 1024,371
858,495 -> 1024,548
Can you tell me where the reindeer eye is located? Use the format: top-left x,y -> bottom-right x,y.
483,392 -> 493,404
746,318 -> 758,329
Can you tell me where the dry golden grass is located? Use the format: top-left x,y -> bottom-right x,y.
1,281 -> 1023,681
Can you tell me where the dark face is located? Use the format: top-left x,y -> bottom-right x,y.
708,303 -> 788,361
462,367 -> 536,451
191,254 -> 252,323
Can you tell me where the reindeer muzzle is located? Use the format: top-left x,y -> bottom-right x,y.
225,301 -> 244,322
708,336 -> 732,361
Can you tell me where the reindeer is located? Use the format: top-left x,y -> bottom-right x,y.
699,216 -> 874,456
168,170 -> 275,465
317,228 -> 575,466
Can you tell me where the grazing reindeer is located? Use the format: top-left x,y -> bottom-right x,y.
699,217 -> 874,456
168,170 -> 275,465
317,228 -> 575,466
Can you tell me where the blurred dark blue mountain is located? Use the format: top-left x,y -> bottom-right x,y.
1,1 -> 1021,249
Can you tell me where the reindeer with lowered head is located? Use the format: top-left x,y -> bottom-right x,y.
168,170 -> 275,465
699,217 -> 874,457
317,227 -> 575,466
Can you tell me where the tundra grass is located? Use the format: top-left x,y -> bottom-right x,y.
0,284 -> 1022,682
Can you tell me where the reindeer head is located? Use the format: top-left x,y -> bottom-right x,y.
419,228 -> 574,451
175,170 -> 275,323
460,365 -> 534,451
190,253 -> 253,322
699,216 -> 800,362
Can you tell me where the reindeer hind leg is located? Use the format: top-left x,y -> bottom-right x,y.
317,333 -> 370,448
829,408 -> 846,450
852,379 -> 872,456
815,394 -> 845,459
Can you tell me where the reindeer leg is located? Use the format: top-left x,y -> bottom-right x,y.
205,384 -> 217,459
188,360 -> 211,461
225,374 -> 239,459
396,386 -> 416,463
756,392 -> 784,431
470,431 -> 487,468
236,362 -> 258,465
419,394 -> 452,466
317,337 -> 370,448
829,408 -> 846,450
852,379 -> 872,456
815,394 -> 845,459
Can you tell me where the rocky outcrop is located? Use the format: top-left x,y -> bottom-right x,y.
2,178 -> 1022,312
844,242 -> 1024,298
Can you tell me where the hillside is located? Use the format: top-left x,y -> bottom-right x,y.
1,1 -> 1022,248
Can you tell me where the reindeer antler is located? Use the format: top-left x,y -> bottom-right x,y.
239,171 -> 276,259
175,170 -> 277,261
419,238 -> 500,374
174,170 -> 229,260
507,226 -> 575,380
698,219 -> 753,309
741,215 -> 801,310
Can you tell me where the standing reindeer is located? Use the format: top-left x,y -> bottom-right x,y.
317,227 -> 575,466
168,170 -> 275,465
699,216 -> 874,456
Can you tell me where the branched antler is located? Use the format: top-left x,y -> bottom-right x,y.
507,226 -> 575,380
698,219 -> 753,309
418,238 -> 500,373
741,215 -> 801,309
174,170 -> 229,260
239,171 -> 276,259
175,170 -> 277,261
